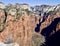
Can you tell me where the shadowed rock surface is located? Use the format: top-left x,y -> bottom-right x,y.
41,17 -> 60,38
45,30 -> 60,46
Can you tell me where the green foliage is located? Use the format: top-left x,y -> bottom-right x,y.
32,33 -> 45,46
48,11 -> 56,15
16,8 -> 22,20
0,24 -> 5,33
12,19 -> 17,22
56,8 -> 60,12
25,9 -> 31,15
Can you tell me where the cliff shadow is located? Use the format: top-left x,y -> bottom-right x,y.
35,19 -> 41,32
41,17 -> 60,39
35,15 -> 47,33
45,30 -> 60,46
4,9 -> 7,23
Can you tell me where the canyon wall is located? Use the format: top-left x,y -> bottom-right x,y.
0,3 -> 60,46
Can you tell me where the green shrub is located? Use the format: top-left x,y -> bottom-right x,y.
32,33 -> 45,46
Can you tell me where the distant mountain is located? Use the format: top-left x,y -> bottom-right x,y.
32,4 -> 60,15
0,2 -> 60,16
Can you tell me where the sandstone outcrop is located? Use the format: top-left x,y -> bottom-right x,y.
0,11 -> 45,46
0,3 -> 60,46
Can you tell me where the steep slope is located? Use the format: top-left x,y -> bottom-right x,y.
0,2 -> 60,46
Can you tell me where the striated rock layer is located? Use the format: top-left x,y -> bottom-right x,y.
0,3 -> 60,46
0,10 -> 45,46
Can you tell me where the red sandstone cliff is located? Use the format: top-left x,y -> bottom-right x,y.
0,4 -> 60,46
0,10 -> 45,46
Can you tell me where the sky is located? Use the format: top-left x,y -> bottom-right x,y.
0,0 -> 60,6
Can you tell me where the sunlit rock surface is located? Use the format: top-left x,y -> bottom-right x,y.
0,3 -> 60,46
0,12 -> 45,46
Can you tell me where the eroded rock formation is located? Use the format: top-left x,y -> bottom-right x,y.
0,3 -> 60,46
0,9 -> 45,46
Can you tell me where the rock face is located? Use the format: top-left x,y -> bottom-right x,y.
0,9 -> 6,32
0,3 -> 60,46
0,8 -> 45,46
